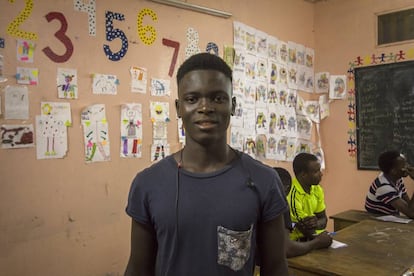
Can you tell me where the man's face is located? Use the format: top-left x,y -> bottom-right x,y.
303,160 -> 322,185
393,155 -> 409,178
175,70 -> 235,145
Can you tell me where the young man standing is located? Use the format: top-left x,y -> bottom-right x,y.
125,53 -> 288,276
287,153 -> 328,241
365,150 -> 414,218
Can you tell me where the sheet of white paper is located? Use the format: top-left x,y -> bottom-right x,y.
375,215 -> 412,224
330,239 -> 348,249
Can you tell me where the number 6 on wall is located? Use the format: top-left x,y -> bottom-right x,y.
103,11 -> 129,61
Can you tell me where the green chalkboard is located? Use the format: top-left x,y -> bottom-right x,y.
355,60 -> 414,170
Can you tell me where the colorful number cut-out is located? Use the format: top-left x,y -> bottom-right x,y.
137,8 -> 157,45
206,42 -> 219,56
185,27 -> 201,58
42,12 -> 74,63
103,11 -> 128,61
162,38 -> 180,77
73,0 -> 96,36
7,0 -> 38,40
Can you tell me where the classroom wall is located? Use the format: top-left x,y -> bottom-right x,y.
313,0 -> 414,227
0,1 -> 316,275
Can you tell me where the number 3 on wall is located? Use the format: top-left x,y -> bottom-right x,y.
104,11 -> 128,61
42,12 -> 74,63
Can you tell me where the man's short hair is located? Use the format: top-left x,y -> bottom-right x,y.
176,53 -> 232,85
274,167 -> 292,195
378,150 -> 402,173
293,152 -> 318,176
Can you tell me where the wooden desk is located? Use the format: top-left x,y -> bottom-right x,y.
288,220 -> 414,276
329,209 -> 378,231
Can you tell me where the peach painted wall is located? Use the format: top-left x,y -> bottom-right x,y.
0,1 -> 315,275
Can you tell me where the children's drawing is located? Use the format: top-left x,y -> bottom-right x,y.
5,85 -> 29,120
0,124 -> 34,149
315,72 -> 330,93
81,104 -> 110,163
296,114 -> 312,140
295,139 -> 313,155
151,141 -> 169,162
120,103 -> 142,158
16,39 -> 35,62
57,68 -> 78,99
41,102 -> 72,126
150,101 -> 170,122
319,94 -> 330,120
16,67 -> 38,85
150,78 -> 170,96
230,126 -> 243,151
92,73 -> 118,95
178,118 -> 185,145
329,75 -> 347,99
0,54 -> 6,83
255,134 -> 267,160
130,66 -> 147,93
153,121 -> 167,140
36,115 -> 67,159
304,100 -> 320,123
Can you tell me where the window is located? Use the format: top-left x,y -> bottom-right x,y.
377,7 -> 414,46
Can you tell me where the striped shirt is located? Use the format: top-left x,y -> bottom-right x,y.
365,172 -> 407,215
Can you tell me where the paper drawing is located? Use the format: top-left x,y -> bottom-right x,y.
16,39 -> 35,62
315,72 -> 330,93
36,115 -> 68,159
329,75 -> 347,99
92,73 -> 118,95
120,103 -> 142,158
5,85 -> 29,120
150,78 -> 170,96
151,141 -> 169,162
41,101 -> 72,126
81,104 -> 110,163
130,66 -> 147,93
16,67 -> 38,85
0,124 -> 34,149
150,101 -> 170,122
57,68 -> 78,99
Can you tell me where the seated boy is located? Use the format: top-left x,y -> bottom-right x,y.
365,150 -> 414,218
274,166 -> 332,257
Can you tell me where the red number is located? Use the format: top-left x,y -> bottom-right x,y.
162,38 -> 180,77
42,12 -> 73,63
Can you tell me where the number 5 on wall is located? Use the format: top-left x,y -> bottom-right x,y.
103,11 -> 129,61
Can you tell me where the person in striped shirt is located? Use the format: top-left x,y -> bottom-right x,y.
365,150 -> 414,219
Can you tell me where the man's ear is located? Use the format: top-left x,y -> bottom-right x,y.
175,99 -> 181,118
231,97 -> 236,116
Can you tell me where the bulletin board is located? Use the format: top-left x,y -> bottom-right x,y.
355,60 -> 414,170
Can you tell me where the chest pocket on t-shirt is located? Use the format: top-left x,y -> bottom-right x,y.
217,224 -> 253,271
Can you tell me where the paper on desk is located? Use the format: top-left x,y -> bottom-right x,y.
330,239 -> 348,249
375,215 -> 412,224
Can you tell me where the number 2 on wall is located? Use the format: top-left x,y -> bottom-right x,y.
7,0 -> 38,40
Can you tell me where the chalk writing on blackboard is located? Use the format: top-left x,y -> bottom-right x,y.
355,60 -> 414,170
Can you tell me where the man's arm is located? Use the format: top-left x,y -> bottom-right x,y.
314,210 -> 328,230
257,215 -> 289,276
285,231 -> 332,258
390,194 -> 414,219
124,219 -> 157,276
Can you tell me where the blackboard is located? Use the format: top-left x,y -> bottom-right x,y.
355,60 -> 414,170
